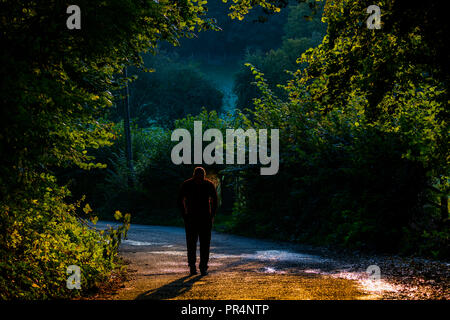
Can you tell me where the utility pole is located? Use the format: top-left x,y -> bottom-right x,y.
123,67 -> 134,187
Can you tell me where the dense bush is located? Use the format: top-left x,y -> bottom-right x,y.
0,173 -> 130,299
227,120 -> 436,255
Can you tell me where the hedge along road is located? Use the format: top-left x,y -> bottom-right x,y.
93,221 -> 402,300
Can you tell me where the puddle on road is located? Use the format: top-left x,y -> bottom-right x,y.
123,240 -> 167,246
160,268 -> 188,273
259,267 -> 286,274
253,250 -> 327,262
302,269 -> 322,274
148,249 -> 327,263
212,250 -> 329,263
160,261 -> 223,267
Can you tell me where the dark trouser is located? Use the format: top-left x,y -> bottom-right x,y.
184,218 -> 212,271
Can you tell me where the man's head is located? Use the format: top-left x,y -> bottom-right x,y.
193,167 -> 206,183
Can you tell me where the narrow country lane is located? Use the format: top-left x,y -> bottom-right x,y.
93,221 -> 446,300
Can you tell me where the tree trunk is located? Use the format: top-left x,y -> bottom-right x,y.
123,67 -> 134,187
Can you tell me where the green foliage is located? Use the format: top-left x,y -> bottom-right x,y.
291,0 -> 449,214
233,2 -> 326,109
170,0 -> 289,59
0,173 -> 130,299
1,0 -> 216,188
0,0 -> 225,299
123,53 -> 224,127
226,0 -> 449,258
3,0 -> 447,303
283,2 -> 326,41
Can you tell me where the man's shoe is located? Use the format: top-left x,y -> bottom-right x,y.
200,268 -> 208,276
189,266 -> 197,275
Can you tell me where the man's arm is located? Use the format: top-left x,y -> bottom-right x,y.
177,183 -> 187,217
209,182 -> 218,219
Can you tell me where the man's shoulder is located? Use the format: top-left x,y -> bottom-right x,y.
181,178 -> 194,186
204,179 -> 216,188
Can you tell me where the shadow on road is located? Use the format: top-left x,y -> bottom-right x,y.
135,275 -> 204,300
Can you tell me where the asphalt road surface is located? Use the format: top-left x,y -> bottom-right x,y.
95,221 -> 402,300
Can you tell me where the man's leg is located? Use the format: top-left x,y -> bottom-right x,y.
185,222 -> 198,274
198,220 -> 212,275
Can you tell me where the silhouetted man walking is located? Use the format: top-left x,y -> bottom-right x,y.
177,167 -> 218,276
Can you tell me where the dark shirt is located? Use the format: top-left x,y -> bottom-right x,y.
177,178 -> 218,219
